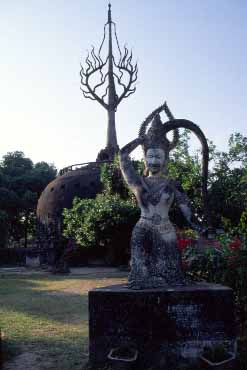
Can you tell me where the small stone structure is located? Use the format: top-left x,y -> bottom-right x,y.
26,254 -> 40,267
89,283 -> 236,368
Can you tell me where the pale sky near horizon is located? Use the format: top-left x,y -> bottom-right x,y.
0,0 -> 246,170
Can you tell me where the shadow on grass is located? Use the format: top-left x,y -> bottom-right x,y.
0,272 -> 127,369
2,332 -> 89,370
0,278 -> 88,324
0,273 -> 127,325
1,340 -> 21,368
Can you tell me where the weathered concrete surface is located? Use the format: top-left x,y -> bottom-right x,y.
89,283 -> 236,369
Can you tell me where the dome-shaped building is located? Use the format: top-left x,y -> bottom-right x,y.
37,162 -> 102,224
36,161 -> 107,251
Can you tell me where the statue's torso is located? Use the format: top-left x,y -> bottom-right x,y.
136,177 -> 175,221
129,176 -> 184,289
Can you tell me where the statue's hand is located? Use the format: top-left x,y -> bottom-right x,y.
120,137 -> 144,157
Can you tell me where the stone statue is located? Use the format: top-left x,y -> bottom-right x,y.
119,103 -> 209,289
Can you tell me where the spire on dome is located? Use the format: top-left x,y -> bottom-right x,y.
108,3 -> 112,23
80,4 -> 138,159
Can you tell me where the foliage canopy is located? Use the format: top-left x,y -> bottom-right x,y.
0,151 -> 57,247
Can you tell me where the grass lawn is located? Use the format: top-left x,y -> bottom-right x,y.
0,270 -> 127,370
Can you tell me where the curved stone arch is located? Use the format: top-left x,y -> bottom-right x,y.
164,119 -> 209,223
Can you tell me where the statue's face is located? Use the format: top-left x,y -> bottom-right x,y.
145,148 -> 166,175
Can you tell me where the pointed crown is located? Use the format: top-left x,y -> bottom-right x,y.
142,114 -> 170,153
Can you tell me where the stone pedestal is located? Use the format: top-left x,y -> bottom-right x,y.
89,283 -> 236,369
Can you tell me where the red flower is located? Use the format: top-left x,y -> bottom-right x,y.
229,238 -> 241,250
177,238 -> 190,251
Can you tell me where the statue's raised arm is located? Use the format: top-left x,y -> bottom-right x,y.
119,138 -> 143,193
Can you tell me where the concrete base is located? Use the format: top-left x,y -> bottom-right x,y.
89,283 -> 236,369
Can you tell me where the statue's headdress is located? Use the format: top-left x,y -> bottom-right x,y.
139,102 -> 179,155
142,114 -> 170,153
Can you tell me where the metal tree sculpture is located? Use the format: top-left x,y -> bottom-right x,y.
80,4 -> 138,159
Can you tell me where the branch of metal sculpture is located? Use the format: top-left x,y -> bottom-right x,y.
113,48 -> 138,106
80,51 -> 108,109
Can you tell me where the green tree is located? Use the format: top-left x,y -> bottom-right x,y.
209,133 -> 247,227
168,130 -> 203,220
100,155 -> 144,200
0,151 -> 57,247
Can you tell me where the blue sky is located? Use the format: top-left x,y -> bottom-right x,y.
0,0 -> 246,170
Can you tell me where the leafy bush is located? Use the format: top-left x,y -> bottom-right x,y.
63,193 -> 139,265
63,156 -> 142,265
183,233 -> 247,336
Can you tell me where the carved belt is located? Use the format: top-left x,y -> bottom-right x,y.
140,214 -> 169,226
